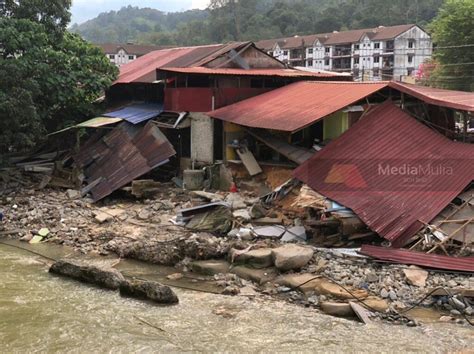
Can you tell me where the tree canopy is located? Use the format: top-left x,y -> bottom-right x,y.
72,0 -> 445,46
0,0 -> 117,153
428,0 -> 474,91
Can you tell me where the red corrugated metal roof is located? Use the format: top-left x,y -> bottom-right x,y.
115,43 -> 249,84
359,245 -> 474,272
294,101 -> 474,247
160,67 -> 341,78
208,81 -> 389,132
389,81 -> 474,112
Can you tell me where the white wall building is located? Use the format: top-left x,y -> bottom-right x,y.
257,24 -> 433,81
97,44 -> 166,67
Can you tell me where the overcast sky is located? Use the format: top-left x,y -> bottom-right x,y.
71,0 -> 209,24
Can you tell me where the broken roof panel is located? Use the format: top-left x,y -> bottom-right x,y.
76,117 -> 123,128
160,67 -> 342,78
208,81 -> 389,132
74,121 -> 176,202
114,42 -> 252,84
294,101 -> 474,247
389,81 -> 474,112
360,245 -> 474,272
104,103 -> 164,124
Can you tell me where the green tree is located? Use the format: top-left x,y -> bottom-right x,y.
428,0 -> 474,91
0,2 -> 117,153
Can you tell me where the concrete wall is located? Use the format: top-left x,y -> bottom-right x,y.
190,113 -> 214,164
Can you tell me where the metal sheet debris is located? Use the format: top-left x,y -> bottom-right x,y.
294,101 -> 474,247
359,245 -> 474,272
104,103 -> 164,125
74,121 -> 176,202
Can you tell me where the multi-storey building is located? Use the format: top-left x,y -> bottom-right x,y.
257,24 -> 432,81
97,43 -> 170,67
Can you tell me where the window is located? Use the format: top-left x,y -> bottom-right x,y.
108,54 -> 115,59
283,50 -> 288,56
308,48 -> 313,54
354,58 -> 359,64
373,68 -> 380,77
128,55 -> 134,60
325,59 -> 330,66
408,55 -> 413,64
308,60 -> 313,67
408,40 -> 415,49
374,42 -> 380,49
354,44 -> 360,50
373,56 -> 380,63
325,47 -> 330,53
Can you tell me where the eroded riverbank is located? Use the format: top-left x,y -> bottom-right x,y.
1,244 -> 473,353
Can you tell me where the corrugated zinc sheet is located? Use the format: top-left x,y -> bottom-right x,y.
76,117 -> 123,128
160,67 -> 342,78
390,81 -> 474,112
359,245 -> 474,272
104,103 -> 164,124
74,122 -> 176,202
208,81 -> 389,132
115,43 -> 247,84
294,101 -> 474,247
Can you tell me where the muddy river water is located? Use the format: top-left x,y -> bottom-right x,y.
0,243 -> 473,353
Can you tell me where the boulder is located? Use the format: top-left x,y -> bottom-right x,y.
363,296 -> 389,312
320,302 -> 354,317
314,279 -> 368,300
403,267 -> 428,287
276,273 -> 322,294
119,279 -> 178,304
49,259 -> 125,290
230,266 -> 278,285
271,244 -> 314,271
190,260 -> 230,275
232,248 -> 273,269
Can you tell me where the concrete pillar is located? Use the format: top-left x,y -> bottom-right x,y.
190,112 -> 214,164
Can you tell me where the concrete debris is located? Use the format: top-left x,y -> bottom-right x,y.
190,260 -> 230,275
232,209 -> 252,221
231,248 -> 273,269
224,193 -> 247,210
253,226 -> 286,238
281,226 -> 307,242
320,302 -> 353,317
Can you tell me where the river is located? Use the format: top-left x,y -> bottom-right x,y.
0,243 -> 472,353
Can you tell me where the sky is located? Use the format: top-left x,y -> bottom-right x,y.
71,0 -> 210,25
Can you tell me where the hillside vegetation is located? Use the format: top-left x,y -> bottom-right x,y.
71,0 -> 444,46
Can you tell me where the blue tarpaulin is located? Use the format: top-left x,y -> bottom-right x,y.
104,103 -> 164,125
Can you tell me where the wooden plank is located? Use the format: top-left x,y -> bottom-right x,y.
349,301 -> 372,325
235,146 -> 262,176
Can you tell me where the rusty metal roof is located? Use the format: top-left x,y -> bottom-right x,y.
74,121 -> 176,202
208,81 -> 389,132
160,67 -> 341,78
294,101 -> 474,247
115,42 -> 253,84
389,81 -> 474,112
360,245 -> 474,272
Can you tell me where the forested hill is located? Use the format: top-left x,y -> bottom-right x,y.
71,0 -> 444,46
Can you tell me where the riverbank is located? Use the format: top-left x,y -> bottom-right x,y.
1,184 -> 473,327
1,243 -> 474,353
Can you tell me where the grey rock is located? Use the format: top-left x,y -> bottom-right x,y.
388,290 -> 397,301
380,288 -> 389,298
366,272 -> 378,283
451,297 -> 466,310
49,259 -> 125,290
447,280 -> 458,288
464,306 -> 473,316
271,244 -> 314,271
119,279 -> 179,304
450,309 -> 461,316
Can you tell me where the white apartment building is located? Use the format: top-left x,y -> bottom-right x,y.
97,44 -> 166,67
257,24 -> 433,81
